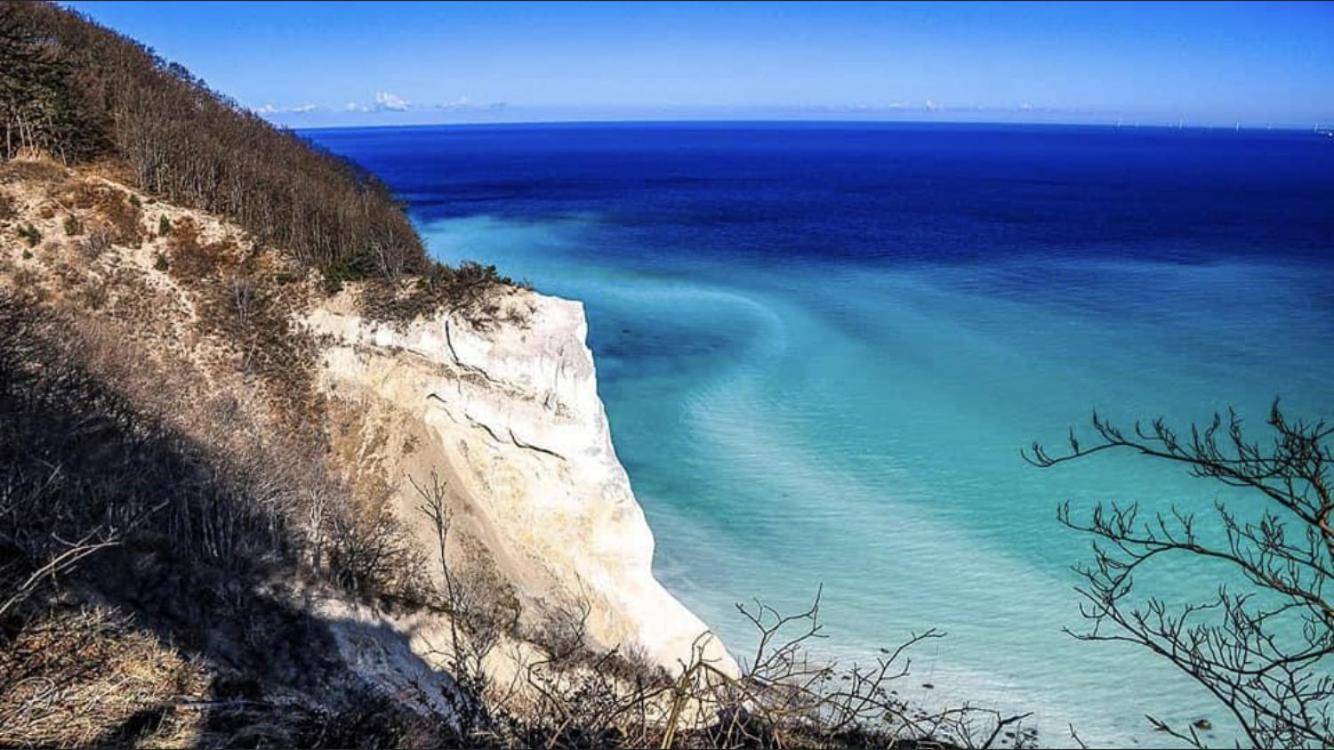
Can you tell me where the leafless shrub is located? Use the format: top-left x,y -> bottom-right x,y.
359,261 -> 522,328
527,595 -> 596,668
411,469 -> 523,738
1026,403 -> 1333,748
7,267 -> 45,303
324,493 -> 427,600
643,589 -> 1036,750
408,465 -> 1032,750
0,472 -> 120,620
225,270 -> 259,329
78,222 -> 113,258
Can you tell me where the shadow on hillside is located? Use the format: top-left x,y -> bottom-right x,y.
87,615 -> 454,747
0,297 -> 453,746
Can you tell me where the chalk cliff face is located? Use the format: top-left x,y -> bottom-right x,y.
308,290 -> 729,671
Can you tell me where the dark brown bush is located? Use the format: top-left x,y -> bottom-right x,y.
165,217 -> 225,281
361,261 -> 521,326
56,180 -> 142,246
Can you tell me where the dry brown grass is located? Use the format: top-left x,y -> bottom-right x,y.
0,175 -> 423,608
51,180 -> 144,247
0,606 -> 209,748
0,157 -> 67,186
157,216 -> 326,425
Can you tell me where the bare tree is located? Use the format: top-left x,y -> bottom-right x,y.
0,466 -> 121,619
1026,402 -> 1332,748
408,468 -> 1034,749
653,587 -> 1034,749
412,469 -> 522,740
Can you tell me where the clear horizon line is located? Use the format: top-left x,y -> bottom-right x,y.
290,117 -> 1332,134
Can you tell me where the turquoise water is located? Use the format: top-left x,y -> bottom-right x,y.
309,124 -> 1334,746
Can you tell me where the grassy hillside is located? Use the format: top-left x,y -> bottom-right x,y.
0,161 -> 454,744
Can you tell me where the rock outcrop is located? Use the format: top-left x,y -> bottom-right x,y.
310,287 -> 730,672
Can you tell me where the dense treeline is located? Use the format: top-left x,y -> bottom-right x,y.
0,1 -> 426,281
0,7 -> 102,163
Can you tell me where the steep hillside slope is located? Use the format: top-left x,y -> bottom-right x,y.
0,158 -> 726,745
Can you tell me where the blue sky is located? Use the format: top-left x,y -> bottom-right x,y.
65,1 -> 1334,128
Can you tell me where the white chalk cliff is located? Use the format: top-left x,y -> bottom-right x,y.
308,289 -> 731,672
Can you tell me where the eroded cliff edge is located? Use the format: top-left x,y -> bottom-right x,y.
309,289 -> 729,670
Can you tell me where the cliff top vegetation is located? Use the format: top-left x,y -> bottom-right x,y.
0,0 -> 511,322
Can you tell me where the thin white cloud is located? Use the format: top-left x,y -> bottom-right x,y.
374,91 -> 410,111
434,95 -> 471,110
340,93 -> 411,113
252,93 -> 509,118
252,102 -> 319,116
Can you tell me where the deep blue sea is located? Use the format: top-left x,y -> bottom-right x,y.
306,123 -> 1334,746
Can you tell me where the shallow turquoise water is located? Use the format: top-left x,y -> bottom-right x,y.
420,212 -> 1331,746
308,123 -> 1334,747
